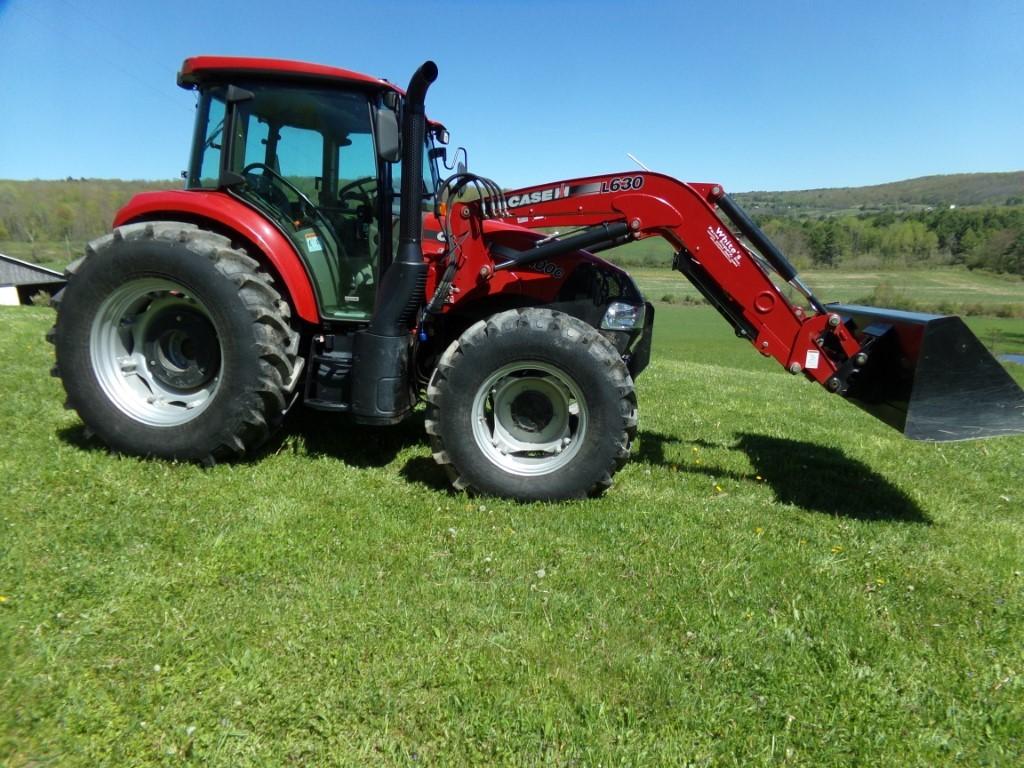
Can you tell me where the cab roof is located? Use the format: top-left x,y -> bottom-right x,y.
177,56 -> 401,93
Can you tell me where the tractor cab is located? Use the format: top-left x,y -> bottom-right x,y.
180,57 -> 442,322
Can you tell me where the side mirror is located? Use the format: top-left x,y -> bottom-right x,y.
374,107 -> 401,163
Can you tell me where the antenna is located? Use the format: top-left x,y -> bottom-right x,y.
627,153 -> 652,172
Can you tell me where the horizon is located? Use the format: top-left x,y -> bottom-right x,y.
2,170 -> 1023,197
1,1 -> 1022,192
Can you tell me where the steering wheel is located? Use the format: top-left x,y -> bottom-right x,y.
336,176 -> 377,209
241,163 -> 336,237
242,162 -> 317,212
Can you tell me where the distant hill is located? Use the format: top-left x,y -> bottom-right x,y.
734,172 -> 1024,218
0,178 -> 180,268
0,178 -> 178,243
2,173 -> 1022,272
2,173 -> 1022,243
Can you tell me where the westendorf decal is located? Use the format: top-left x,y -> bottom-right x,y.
707,225 -> 742,267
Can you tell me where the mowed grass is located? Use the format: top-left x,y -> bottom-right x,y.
632,266 -> 1024,315
652,304 -> 1024,379
2,304 -> 1022,766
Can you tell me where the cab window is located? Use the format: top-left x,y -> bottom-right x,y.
190,83 -> 381,321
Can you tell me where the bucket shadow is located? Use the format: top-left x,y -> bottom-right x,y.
637,430 -> 930,524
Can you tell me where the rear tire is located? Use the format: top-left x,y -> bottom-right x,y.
425,308 -> 637,501
49,222 -> 300,463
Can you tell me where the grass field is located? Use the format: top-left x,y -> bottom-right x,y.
2,304 -> 1022,766
0,241 -> 86,271
631,267 -> 1024,317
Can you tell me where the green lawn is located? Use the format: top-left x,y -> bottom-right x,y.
630,266 -> 1024,319
0,240 -> 86,272
2,305 -> 1022,766
650,303 -> 1024,377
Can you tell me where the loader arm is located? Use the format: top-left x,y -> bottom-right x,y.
453,172 -> 861,387
446,171 -> 1024,441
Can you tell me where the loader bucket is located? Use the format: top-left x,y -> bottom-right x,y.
828,304 -> 1024,441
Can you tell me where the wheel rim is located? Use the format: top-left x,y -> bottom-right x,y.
470,360 -> 589,477
89,278 -> 222,427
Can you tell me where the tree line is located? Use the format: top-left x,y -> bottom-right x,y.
2,178 -> 1022,276
0,179 -> 176,246
756,206 -> 1024,275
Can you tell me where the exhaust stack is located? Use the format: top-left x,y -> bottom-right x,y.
352,61 -> 438,424
369,59 -> 438,337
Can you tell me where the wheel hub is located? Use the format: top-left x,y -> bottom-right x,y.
471,361 -> 588,477
90,278 -> 223,427
142,308 -> 220,389
509,389 -> 555,433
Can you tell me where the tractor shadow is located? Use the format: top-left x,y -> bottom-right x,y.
58,424 -> 100,451
398,456 -> 454,493
286,408 -> 429,469
635,430 -> 930,524
289,409 -> 452,491
56,408 -> 433,472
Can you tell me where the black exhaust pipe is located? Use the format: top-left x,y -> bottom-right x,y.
352,61 -> 438,424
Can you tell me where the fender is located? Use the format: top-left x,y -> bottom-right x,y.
114,189 -> 320,323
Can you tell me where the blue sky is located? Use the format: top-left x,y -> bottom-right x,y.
0,0 -> 1021,192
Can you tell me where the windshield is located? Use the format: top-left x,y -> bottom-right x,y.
188,83 -> 381,321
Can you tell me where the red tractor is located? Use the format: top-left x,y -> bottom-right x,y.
49,58 -> 1024,500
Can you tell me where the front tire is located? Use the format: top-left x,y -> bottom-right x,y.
49,222 -> 300,463
425,308 -> 637,501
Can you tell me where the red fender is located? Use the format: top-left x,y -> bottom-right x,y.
113,189 -> 320,323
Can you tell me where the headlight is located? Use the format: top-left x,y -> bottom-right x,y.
600,301 -> 646,331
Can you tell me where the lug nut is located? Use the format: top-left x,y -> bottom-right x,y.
826,378 -> 841,392
854,352 -> 868,366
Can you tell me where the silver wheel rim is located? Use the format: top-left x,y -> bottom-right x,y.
470,360 -> 589,476
89,277 -> 222,427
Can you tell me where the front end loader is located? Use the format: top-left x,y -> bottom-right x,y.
48,58 -> 1024,501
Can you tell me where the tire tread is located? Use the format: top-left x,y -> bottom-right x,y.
424,307 -> 637,500
49,221 -> 301,464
